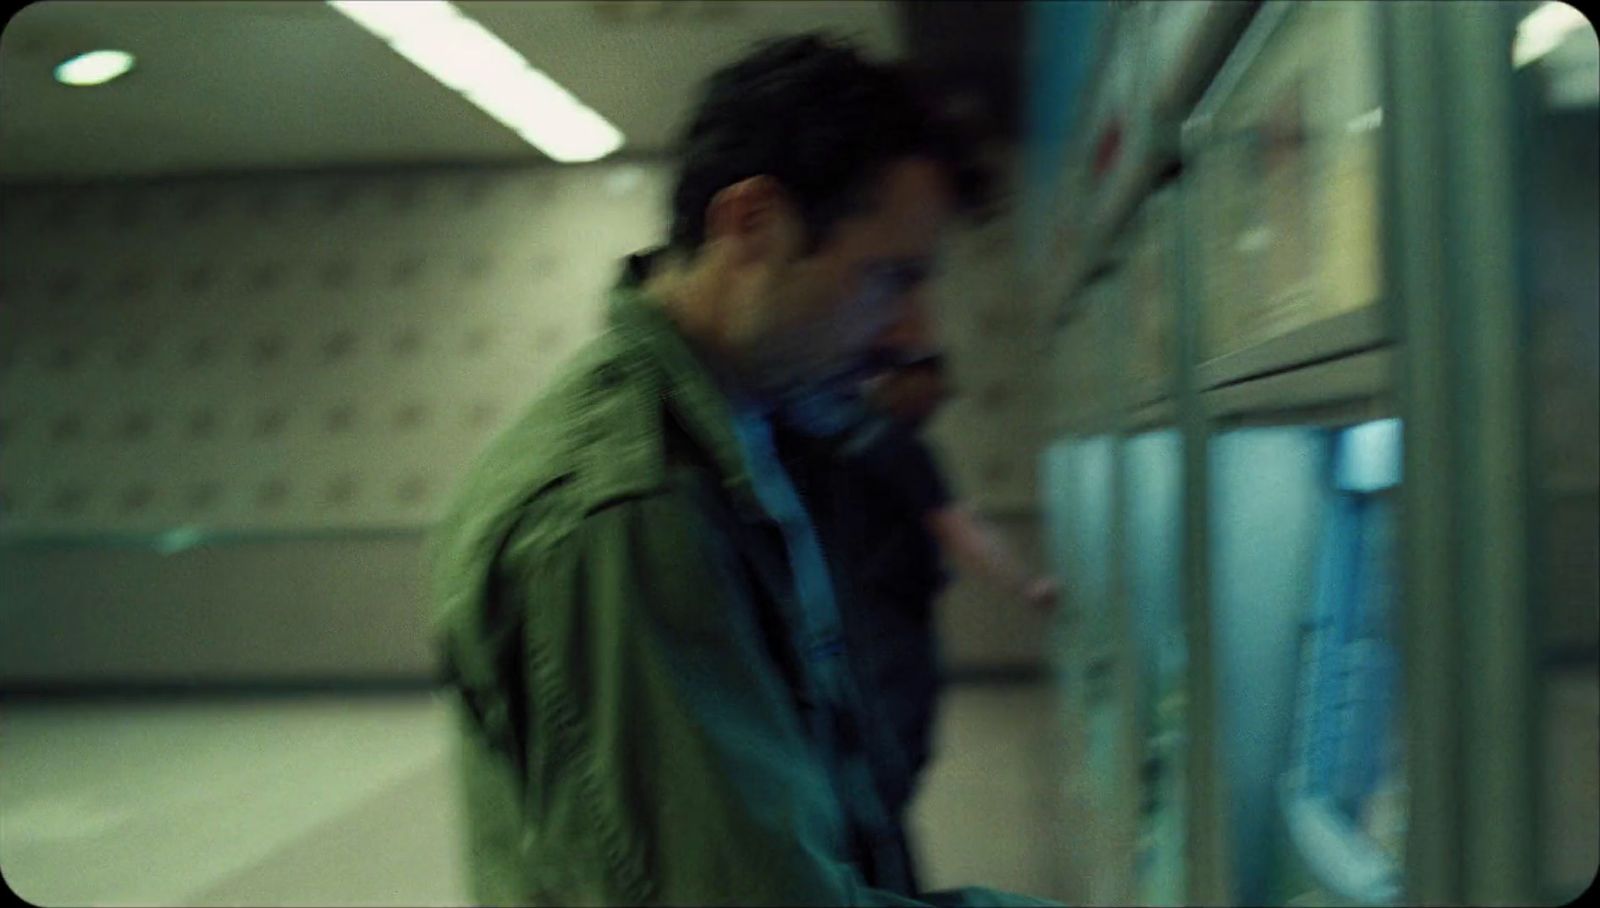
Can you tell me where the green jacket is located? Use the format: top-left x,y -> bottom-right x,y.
429,262 -> 1060,907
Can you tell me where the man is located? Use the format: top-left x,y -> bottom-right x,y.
776,350 -> 1060,848
429,33 -> 1060,907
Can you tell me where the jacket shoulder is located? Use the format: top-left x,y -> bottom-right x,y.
430,329 -> 671,623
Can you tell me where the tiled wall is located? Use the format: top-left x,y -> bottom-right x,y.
0,160 -> 1049,685
0,164 -> 668,537
922,196 -> 1047,515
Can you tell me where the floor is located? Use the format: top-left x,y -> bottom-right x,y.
0,681 -> 1088,906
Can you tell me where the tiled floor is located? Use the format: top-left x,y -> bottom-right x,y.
911,682 -> 1089,902
0,681 -> 1087,906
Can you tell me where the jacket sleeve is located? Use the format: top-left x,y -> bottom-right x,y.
501,486 -> 1059,907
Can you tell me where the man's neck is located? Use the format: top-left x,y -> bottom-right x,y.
642,255 -> 774,414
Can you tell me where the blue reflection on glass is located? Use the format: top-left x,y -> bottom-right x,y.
1283,418 -> 1404,904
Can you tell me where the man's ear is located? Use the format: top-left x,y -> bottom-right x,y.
704,176 -> 796,265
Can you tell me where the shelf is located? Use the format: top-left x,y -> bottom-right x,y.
1126,398 -> 1178,431
1183,0 -> 1297,150
1204,347 -> 1393,421
1127,375 -> 1176,410
1096,126 -> 1181,259
1066,0 -> 1257,242
1196,306 -> 1388,391
1049,133 -> 1177,328
1045,251 -> 1100,330
1040,0 -> 1259,331
1149,1 -> 1264,123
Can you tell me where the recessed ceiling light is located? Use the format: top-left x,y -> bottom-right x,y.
55,49 -> 136,87
1513,1 -> 1593,68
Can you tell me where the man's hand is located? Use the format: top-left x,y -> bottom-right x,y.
929,506 -> 1060,617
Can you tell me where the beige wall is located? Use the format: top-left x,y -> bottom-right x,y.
0,160 -> 1048,687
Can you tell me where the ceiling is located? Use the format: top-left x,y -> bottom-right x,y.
0,0 -> 1021,185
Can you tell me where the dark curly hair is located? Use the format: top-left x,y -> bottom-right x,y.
668,32 -> 993,257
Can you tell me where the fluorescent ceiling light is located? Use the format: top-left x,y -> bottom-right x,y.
327,0 -> 461,41
327,0 -> 624,162
1514,1 -> 1594,68
389,15 -> 528,92
468,70 -> 625,163
55,49 -> 135,86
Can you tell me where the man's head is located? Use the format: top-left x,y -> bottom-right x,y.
654,34 -> 991,397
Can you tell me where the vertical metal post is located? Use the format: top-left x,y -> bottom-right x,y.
1381,4 -> 1465,902
1382,2 -> 1539,903
1109,235 -> 1143,907
1438,5 -> 1538,904
1174,120 -> 1232,908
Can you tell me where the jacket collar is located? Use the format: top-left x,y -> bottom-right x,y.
606,254 -> 770,523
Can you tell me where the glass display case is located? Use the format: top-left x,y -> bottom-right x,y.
1037,3 -> 1595,905
1043,269 -> 1141,905
1206,425 -> 1346,906
1122,428 -> 1187,905
1125,189 -> 1179,407
1188,1 -> 1384,366
1280,419 -> 1405,905
1181,4 -> 1405,904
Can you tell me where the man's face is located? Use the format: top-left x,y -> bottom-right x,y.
736,158 -> 954,394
